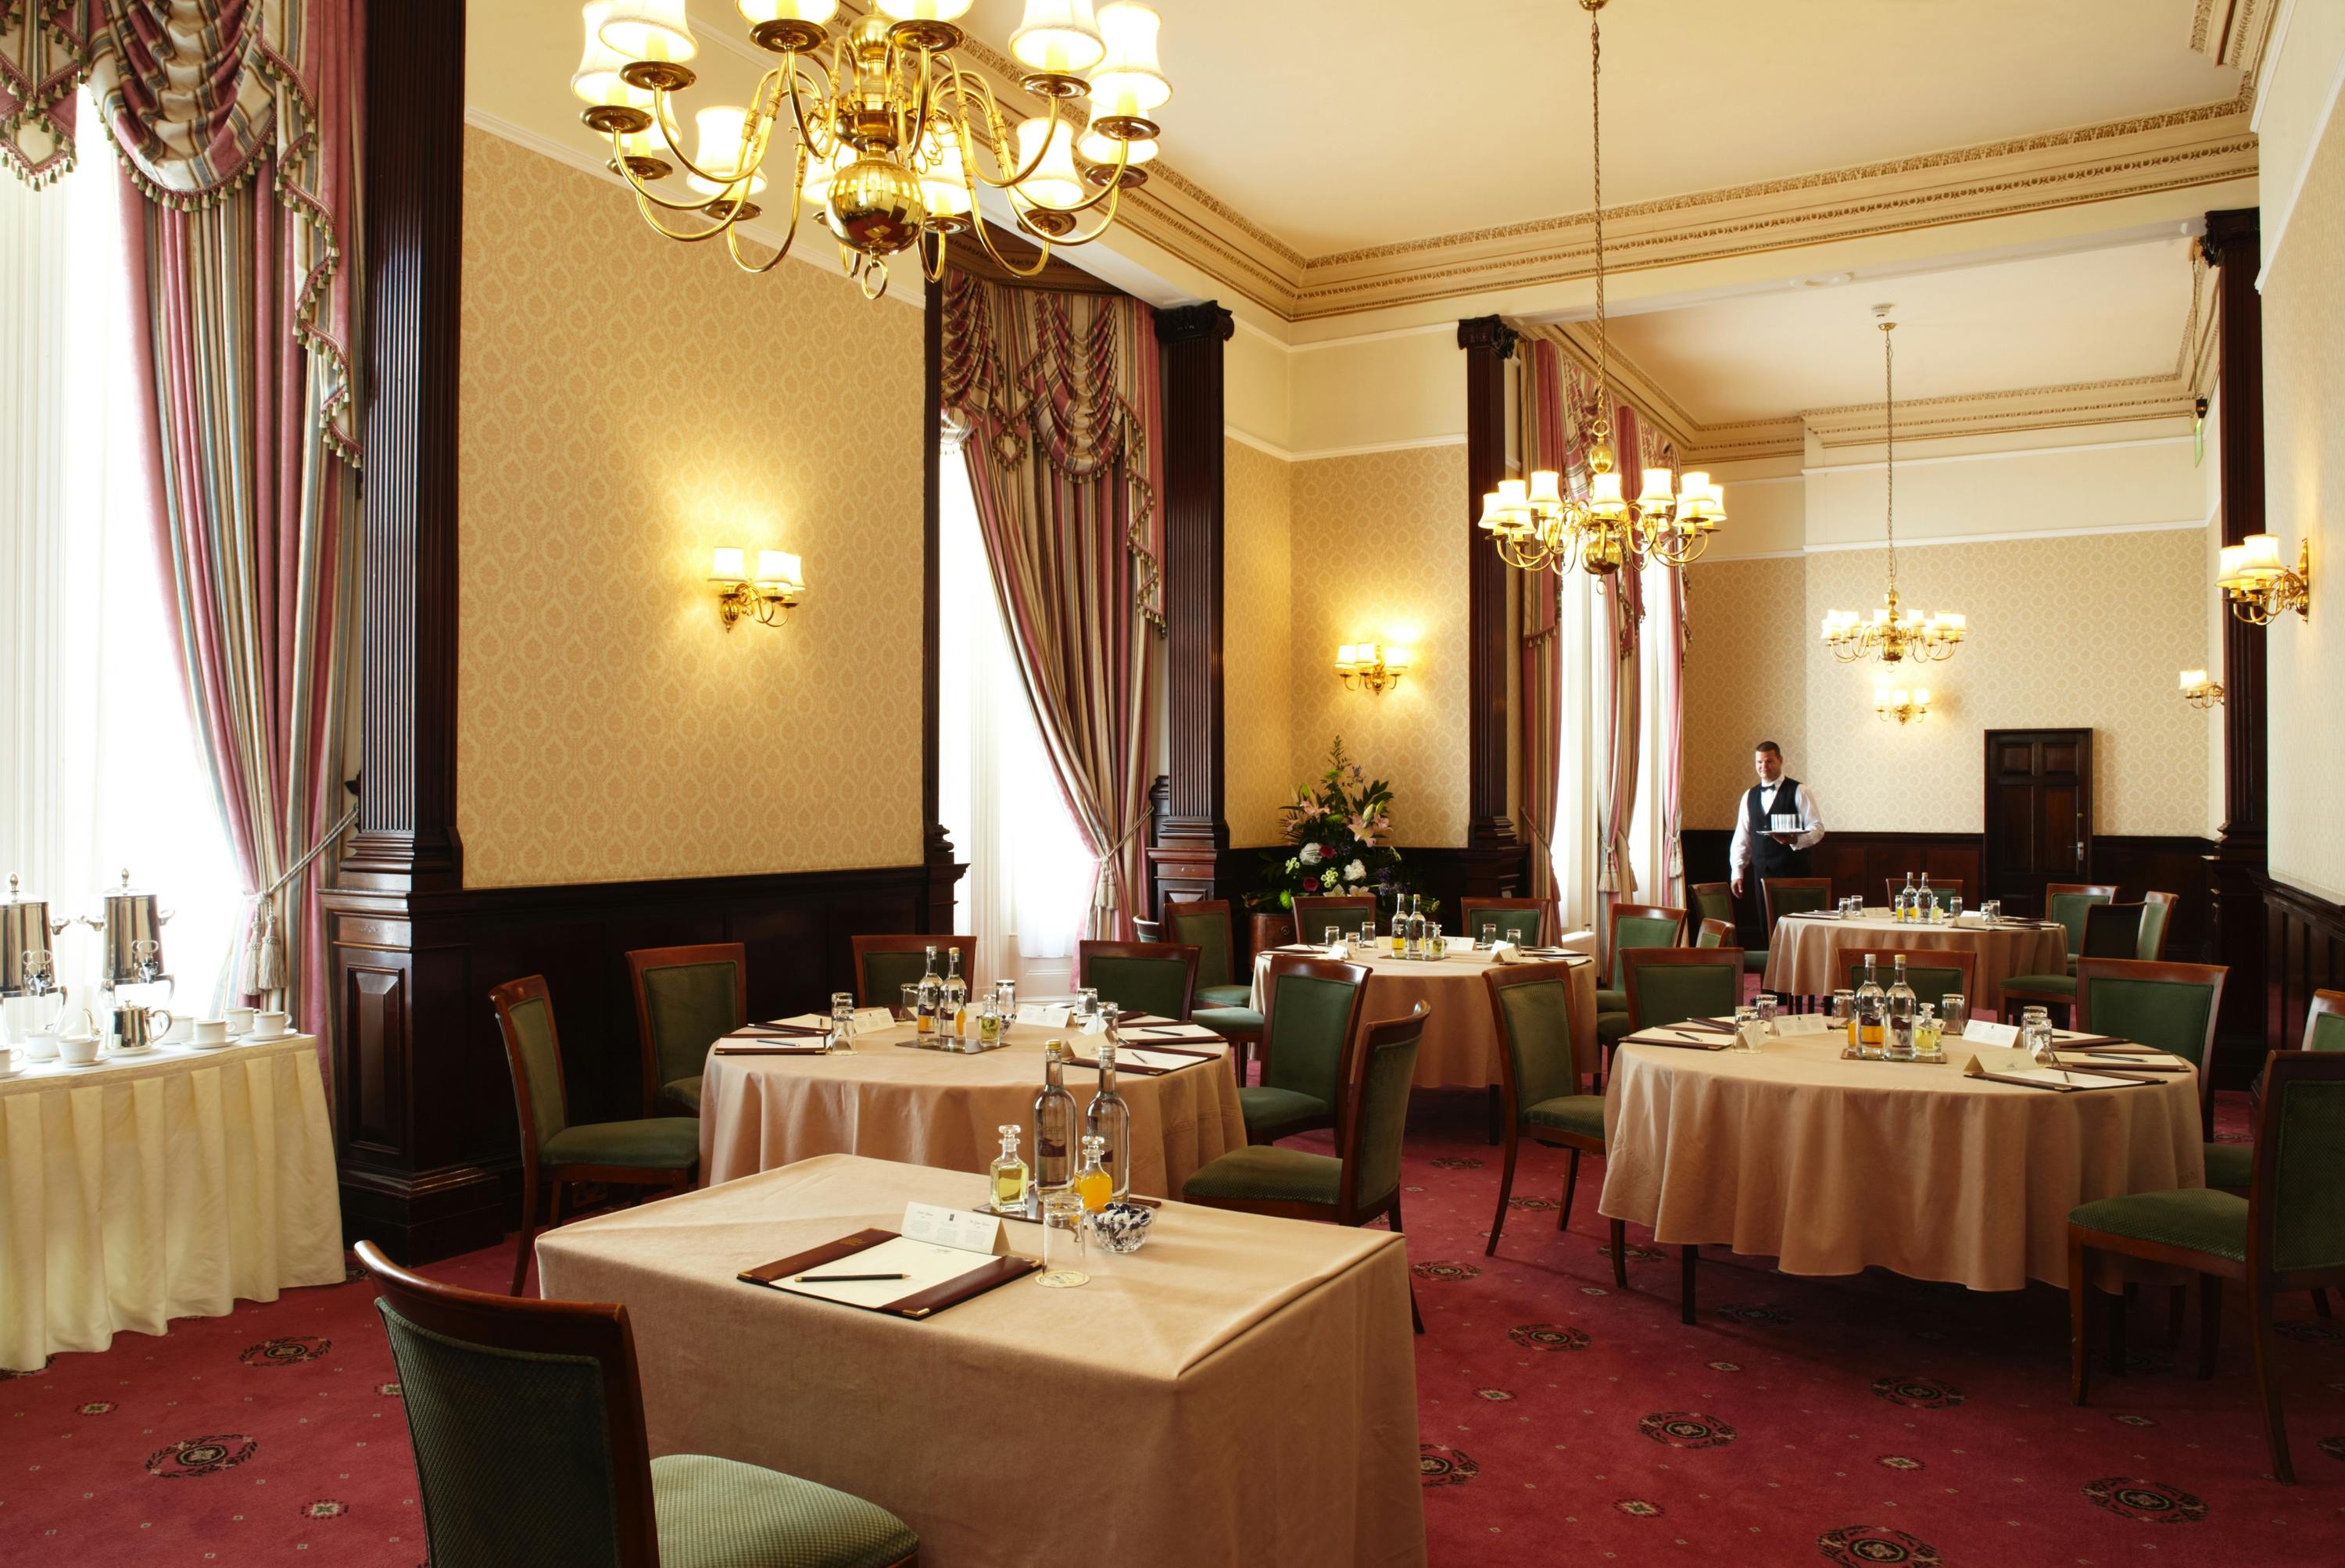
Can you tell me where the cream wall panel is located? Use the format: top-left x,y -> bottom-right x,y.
1289,328 -> 1465,455
456,129 -> 925,887
1289,446 -> 1470,847
1223,437 -> 1294,846
1801,439 -> 2203,550
1707,469 -> 1808,560
1683,557 -> 1809,829
2261,101 -> 2345,902
2257,0 -> 2345,270
1225,324 -> 1293,453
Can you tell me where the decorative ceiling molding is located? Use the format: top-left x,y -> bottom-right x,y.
2193,0 -> 2279,72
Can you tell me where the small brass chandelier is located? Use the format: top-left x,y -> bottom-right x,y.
571,1 -> 1172,299
1478,0 -> 1725,577
1821,309 -> 1967,665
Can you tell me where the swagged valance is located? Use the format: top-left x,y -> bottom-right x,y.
0,0 -> 358,460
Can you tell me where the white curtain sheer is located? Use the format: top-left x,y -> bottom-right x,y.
0,122 -> 240,1026
937,439 -> 1095,991
1548,569 -> 1604,937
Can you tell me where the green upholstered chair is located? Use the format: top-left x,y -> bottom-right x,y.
1237,954 -> 1370,1144
1593,904 -> 1687,1051
1760,877 -> 1834,1000
356,1240 -> 919,1567
2072,957 -> 2224,1153
1184,1002 -> 1430,1333
1076,940 -> 1198,1022
1881,876 -> 1963,913
2219,989 -> 2345,1201
1617,945 -> 1745,1323
1162,898 -> 1266,1079
1692,881 -> 1760,974
1838,947 -> 1978,1017
1292,893 -> 1377,946
1695,917 -> 1733,948
2068,1048 -> 2345,1484
2045,882 -> 2118,972
2003,900 -> 2150,1020
1481,961 -> 1623,1274
491,976 -> 700,1297
625,943 -> 746,1117
1460,898 -> 1546,948
2307,990 -> 2345,1054
848,934 -> 976,1011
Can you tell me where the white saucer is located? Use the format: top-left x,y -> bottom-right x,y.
113,1044 -> 153,1056
242,1032 -> 289,1044
58,1057 -> 108,1069
188,1039 -> 236,1051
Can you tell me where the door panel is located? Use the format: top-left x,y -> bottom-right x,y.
1982,729 -> 2093,915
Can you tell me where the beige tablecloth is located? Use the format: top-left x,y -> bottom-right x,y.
1763,911 -> 2068,1010
537,1154 -> 1426,1568
0,1034 -> 345,1371
1249,947 -> 1599,1091
1598,1030 -> 2205,1291
700,1019 -> 1248,1196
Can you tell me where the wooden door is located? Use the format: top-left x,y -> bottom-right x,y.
1982,729 -> 2093,916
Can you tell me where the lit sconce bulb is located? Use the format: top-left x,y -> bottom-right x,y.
738,1 -> 838,24
2237,532 -> 2286,578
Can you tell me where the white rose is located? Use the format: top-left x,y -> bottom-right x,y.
1345,860 -> 1367,882
1300,843 -> 1323,865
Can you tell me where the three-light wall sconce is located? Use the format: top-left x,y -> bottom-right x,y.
2179,669 -> 2225,709
1874,684 -> 1929,725
1334,643 -> 1409,695
711,546 -> 807,632
2215,532 -> 2310,625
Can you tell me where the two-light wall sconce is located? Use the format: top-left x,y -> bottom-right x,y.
2215,532 -> 2311,625
1875,684 -> 1929,725
2179,669 -> 2225,709
1334,643 -> 1409,696
710,546 -> 807,632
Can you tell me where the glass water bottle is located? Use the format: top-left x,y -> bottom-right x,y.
915,945 -> 943,1036
943,948 -> 969,1035
1389,902 -> 1407,956
1405,894 -> 1426,958
1855,955 -> 1886,1057
1885,954 -> 1917,1061
988,1123 -> 1029,1213
1085,1041 -> 1133,1202
1032,1041 -> 1077,1192
1916,872 -> 1935,923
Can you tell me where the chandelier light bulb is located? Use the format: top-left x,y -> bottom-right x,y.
875,0 -> 976,20
599,0 -> 697,63
687,106 -> 764,197
1012,0 -> 1107,76
1012,116 -> 1089,209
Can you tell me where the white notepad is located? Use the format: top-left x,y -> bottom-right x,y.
1981,1066 -> 2148,1090
775,1236 -> 1003,1310
1119,1047 -> 1215,1072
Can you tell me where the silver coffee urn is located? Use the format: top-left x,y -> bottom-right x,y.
81,868 -> 175,1040
1,874 -> 73,1041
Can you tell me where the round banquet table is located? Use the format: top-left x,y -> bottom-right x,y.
1249,946 -> 1600,1093
1596,1029 -> 2205,1291
1763,909 -> 2068,1011
697,1017 -> 1247,1197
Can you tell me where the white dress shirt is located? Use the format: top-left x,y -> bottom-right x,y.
1729,779 -> 1827,875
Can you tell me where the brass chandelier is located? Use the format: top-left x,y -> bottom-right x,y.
1478,0 -> 1725,577
1821,310 -> 1967,665
571,1 -> 1172,299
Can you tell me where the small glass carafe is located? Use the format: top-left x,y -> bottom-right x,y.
1072,1133 -> 1112,1213
988,1123 -> 1029,1213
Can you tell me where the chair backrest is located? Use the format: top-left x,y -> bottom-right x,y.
2045,882 -> 2117,957
1077,940 -> 1198,1022
2305,990 -> 2345,1054
1337,1003 -> 1430,1219
1460,898 -> 1545,947
625,943 -> 744,1112
1258,954 -> 1370,1108
1606,903 -> 1686,983
1840,947 -> 1978,1012
2137,890 -> 2178,961
489,976 -> 570,1161
1162,898 -> 1238,990
2249,1050 -> 2345,1285
1695,917 -> 1734,949
1293,895 -> 1377,942
850,933 -> 978,1009
2075,957 -> 2226,1126
356,1240 -> 657,1568
1623,947 -> 1745,1031
1881,877 -> 1962,911
1689,880 -> 1736,934
1761,877 -> 1832,931
2079,900 -> 2146,961
1482,961 -> 1584,1109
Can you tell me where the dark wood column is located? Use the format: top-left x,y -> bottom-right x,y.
2199,206 -> 2269,1075
921,278 -> 962,933
1457,316 -> 1524,898
1145,301 -> 1235,914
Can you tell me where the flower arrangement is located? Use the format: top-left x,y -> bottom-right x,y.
1248,738 -> 1427,918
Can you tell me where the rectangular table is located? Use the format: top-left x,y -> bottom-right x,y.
0,1033 -> 345,1370
537,1155 -> 1427,1567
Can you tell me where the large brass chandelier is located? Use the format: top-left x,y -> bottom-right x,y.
1478,0 -> 1725,577
571,2 -> 1172,299
1821,309 -> 1967,665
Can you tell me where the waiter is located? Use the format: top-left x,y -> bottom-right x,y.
1729,740 -> 1826,901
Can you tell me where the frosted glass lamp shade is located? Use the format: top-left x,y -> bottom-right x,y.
739,1 -> 838,22
711,547 -> 746,582
1012,0 -> 1106,75
599,0 -> 696,62
1011,116 -> 1087,209
876,1 -> 975,20
687,106 -> 767,196
1089,4 -> 1170,113
2237,532 -> 2286,577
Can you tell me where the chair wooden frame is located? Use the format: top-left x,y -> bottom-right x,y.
1688,880 -> 1735,926
2304,989 -> 2345,1050
355,1240 -> 918,1566
1075,940 -> 1200,1022
1292,894 -> 1379,943
1480,961 -> 1625,1280
624,942 -> 746,1118
1696,917 -> 1735,947
1618,945 -> 1745,1324
2003,901 -> 2148,1023
2139,890 -> 2179,960
1760,876 -> 1833,929
1459,897 -> 1549,947
1248,954 -> 1372,1145
1881,876 -> 1963,910
2070,1049 -> 2345,1484
1603,902 -> 1687,978
847,934 -> 978,1008
1838,946 -> 1979,1008
2074,956 -> 2227,1137
490,976 -> 696,1297
1162,897 -> 1264,1081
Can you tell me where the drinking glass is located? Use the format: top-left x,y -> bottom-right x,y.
994,979 -> 1017,1015
1949,897 -> 1964,923
1325,925 -> 1342,950
1756,993 -> 1778,1030
899,983 -> 921,1023
1939,993 -> 1968,1037
1039,1189 -> 1090,1284
829,991 -> 857,1051
1076,987 -> 1100,1024
1480,922 -> 1498,951
1830,988 -> 1856,1047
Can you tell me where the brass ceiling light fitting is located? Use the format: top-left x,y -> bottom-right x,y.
572,2 -> 1172,300
1477,0 -> 1725,577
1820,307 -> 1967,666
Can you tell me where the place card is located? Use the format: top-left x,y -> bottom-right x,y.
1016,1002 -> 1072,1028
852,1006 -> 894,1034
1961,1019 -> 2021,1047
1772,1013 -> 1835,1036
900,1201 -> 1008,1255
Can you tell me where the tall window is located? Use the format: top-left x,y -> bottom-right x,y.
1,103 -> 241,1018
936,442 -> 1095,994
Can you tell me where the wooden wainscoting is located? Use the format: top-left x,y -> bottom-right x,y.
2264,875 -> 2345,1060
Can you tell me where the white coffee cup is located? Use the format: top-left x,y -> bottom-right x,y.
163,1013 -> 195,1044
0,1046 -> 19,1078
22,1026 -> 60,1061
194,1018 -> 229,1047
58,1033 -> 102,1065
225,1005 -> 256,1036
249,1009 -> 289,1040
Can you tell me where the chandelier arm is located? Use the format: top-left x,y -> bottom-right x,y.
607,127 -> 749,213
629,188 -> 750,243
918,227 -> 951,283
936,68 -> 1065,190
783,62 -> 840,163
966,208 -> 1056,277
718,149 -> 811,276
648,80 -> 785,192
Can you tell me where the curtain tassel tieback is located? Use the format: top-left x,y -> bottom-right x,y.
235,804 -> 360,1002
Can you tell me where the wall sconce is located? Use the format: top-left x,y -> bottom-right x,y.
2215,532 -> 2311,625
1334,643 -> 1409,695
711,546 -> 807,632
1874,683 -> 1928,725
2179,668 -> 2225,709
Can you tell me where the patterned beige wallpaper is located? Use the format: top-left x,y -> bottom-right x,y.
2262,103 -> 2345,901
1223,437 -> 1293,845
457,130 -> 925,887
1683,556 -> 1808,829
1288,445 -> 1470,847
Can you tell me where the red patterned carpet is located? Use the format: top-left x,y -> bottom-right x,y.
5,1090 -> 2343,1567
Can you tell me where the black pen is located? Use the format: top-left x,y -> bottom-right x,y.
796,1272 -> 910,1283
